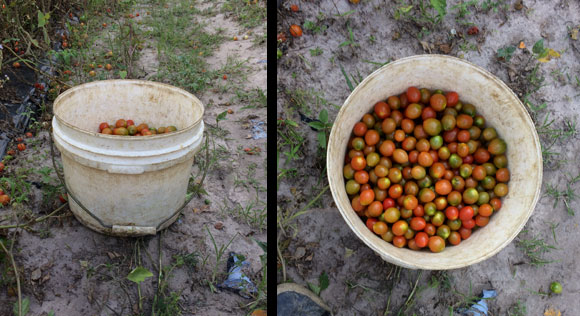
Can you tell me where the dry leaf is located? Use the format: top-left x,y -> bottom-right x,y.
41,274 -> 51,284
31,268 -> 41,281
294,246 -> 306,259
538,49 -> 561,63
345,247 -> 354,258
571,27 -> 579,40
439,44 -> 451,54
544,307 -> 561,316
251,309 -> 267,316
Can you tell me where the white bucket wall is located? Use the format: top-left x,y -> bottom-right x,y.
327,55 -> 542,270
52,80 -> 204,236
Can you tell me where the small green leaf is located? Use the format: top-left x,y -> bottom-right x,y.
532,39 -> 545,55
13,297 -> 30,316
285,119 -> 298,127
303,20 -> 316,31
335,9 -> 355,17
319,271 -> 329,292
338,41 -> 351,48
340,64 -> 354,92
119,70 -> 127,79
37,11 -> 46,28
400,5 -> 414,13
318,131 -> 327,149
319,109 -> 328,123
308,282 -> 321,296
43,28 -> 50,45
308,121 -> 325,130
48,311 -> 55,316
216,111 -> 228,122
253,238 -> 267,254
127,266 -> 153,284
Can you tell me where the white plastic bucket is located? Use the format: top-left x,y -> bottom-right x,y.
52,80 -> 204,236
327,55 -> 542,269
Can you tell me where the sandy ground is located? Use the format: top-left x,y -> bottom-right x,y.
0,0 -> 266,315
278,0 -> 580,315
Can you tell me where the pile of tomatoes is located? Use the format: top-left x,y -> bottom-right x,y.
98,119 -> 177,136
344,87 -> 509,253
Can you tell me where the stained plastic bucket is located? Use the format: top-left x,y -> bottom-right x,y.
327,55 -> 542,269
52,80 -> 204,236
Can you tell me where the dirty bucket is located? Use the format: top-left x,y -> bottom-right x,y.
327,55 -> 542,269
51,80 -> 204,236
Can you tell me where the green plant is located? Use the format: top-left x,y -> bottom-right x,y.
308,109 -> 333,150
246,239 -> 267,312
338,22 -> 359,48
394,0 -> 447,29
221,0 -> 266,29
480,0 -> 507,12
127,266 -> 154,312
545,173 -> 580,216
497,46 -> 516,62
308,271 -> 329,296
507,300 -> 527,316
204,225 -> 237,292
451,0 -> 477,24
517,231 -> 558,266
339,64 -> 363,92
310,47 -> 323,56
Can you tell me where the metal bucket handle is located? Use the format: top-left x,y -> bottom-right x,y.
49,128 -> 208,236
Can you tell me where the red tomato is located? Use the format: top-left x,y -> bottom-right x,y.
366,218 -> 378,231
406,87 -> 421,103
459,206 -> 474,221
99,122 -> 109,131
445,91 -> 459,106
444,206 -> 459,220
289,24 -> 302,37
382,198 -> 395,209
410,217 -> 426,231
414,232 -> 429,248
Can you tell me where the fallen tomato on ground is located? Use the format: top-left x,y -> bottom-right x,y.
289,24 -> 302,37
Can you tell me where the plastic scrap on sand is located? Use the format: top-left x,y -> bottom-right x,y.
251,119 -> 266,139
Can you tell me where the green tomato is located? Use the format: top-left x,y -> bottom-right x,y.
550,281 -> 562,294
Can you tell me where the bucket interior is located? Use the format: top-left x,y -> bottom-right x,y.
54,80 -> 203,133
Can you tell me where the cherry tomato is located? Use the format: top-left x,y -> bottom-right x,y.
428,236 -> 445,253
406,86 -> 421,103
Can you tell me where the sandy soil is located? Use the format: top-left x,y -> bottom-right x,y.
0,0 -> 266,315
278,0 -> 580,315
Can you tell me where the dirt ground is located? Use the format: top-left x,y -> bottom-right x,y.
277,0 -> 580,315
0,0 -> 266,315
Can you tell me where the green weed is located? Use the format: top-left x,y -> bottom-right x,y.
221,0 -> 266,29
517,230 -> 559,266
545,173 -> 580,216
203,225 -> 237,293
507,300 -> 527,316
307,109 -> 333,150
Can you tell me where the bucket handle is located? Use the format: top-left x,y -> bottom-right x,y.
49,128 -> 208,235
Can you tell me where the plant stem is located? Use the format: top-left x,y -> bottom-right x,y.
0,202 -> 68,229
0,239 -> 22,316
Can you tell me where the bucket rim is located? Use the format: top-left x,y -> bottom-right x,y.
52,79 -> 205,140
326,54 -> 543,269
